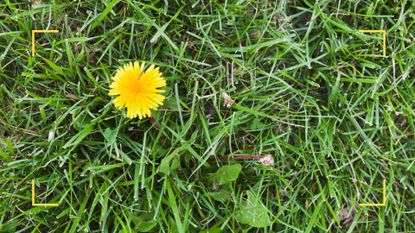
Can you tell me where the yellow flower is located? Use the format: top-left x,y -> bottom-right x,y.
109,62 -> 166,119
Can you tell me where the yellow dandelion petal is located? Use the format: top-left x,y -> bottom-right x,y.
108,61 -> 167,119
149,94 -> 165,105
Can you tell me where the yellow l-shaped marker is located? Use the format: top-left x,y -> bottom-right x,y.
31,29 -> 59,56
358,29 -> 386,57
32,179 -> 59,207
358,179 -> 386,207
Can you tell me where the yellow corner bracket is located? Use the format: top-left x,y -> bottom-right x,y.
31,29 -> 59,57
32,179 -> 60,207
358,179 -> 386,207
358,29 -> 386,57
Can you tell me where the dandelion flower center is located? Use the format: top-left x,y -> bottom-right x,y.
109,61 -> 166,119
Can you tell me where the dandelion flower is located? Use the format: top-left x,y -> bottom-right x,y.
109,62 -> 166,119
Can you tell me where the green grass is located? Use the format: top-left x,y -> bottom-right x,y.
1,0 -> 415,232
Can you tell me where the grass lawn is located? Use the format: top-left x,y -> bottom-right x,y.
1,0 -> 415,232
